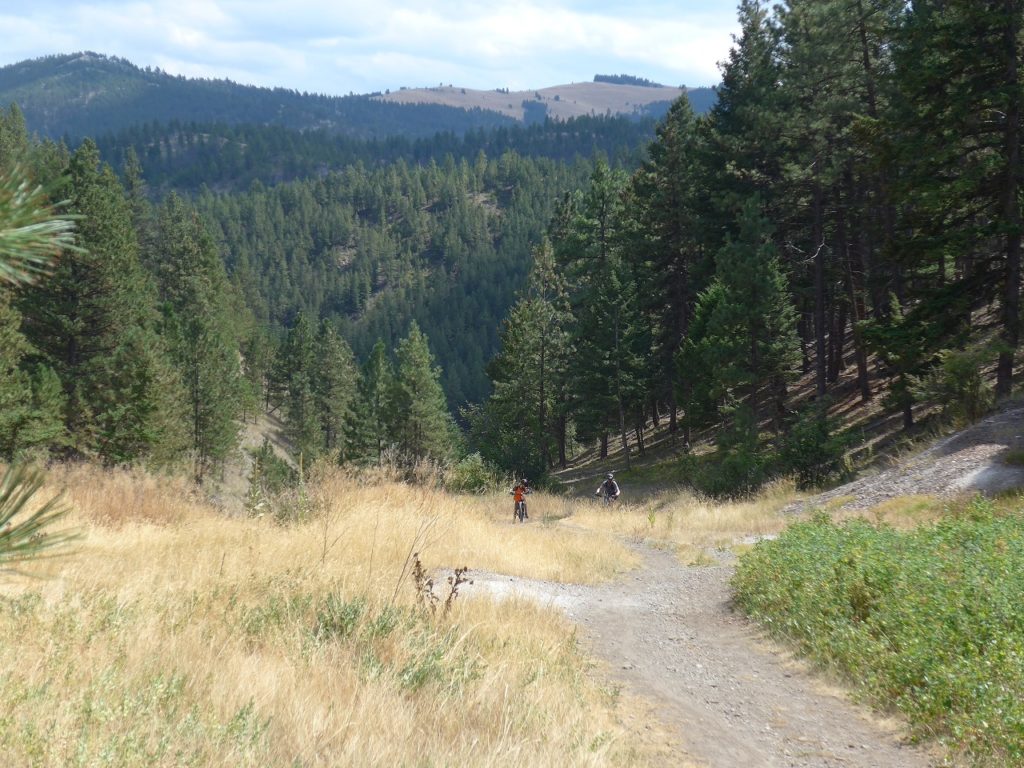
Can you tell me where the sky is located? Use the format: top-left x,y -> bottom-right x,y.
0,1 -> 739,96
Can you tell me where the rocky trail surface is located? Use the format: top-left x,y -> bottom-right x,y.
464,543 -> 938,767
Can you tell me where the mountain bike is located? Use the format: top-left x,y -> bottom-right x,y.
514,498 -> 528,522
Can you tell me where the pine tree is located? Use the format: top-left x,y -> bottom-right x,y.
553,159 -> 651,466
476,241 -> 571,477
276,312 -> 320,461
18,140 -> 183,463
0,291 -> 66,457
361,340 -> 395,465
887,0 -> 1023,396
152,192 -> 242,479
314,321 -> 362,462
630,95 -> 711,437
682,198 -> 800,445
0,155 -> 78,566
390,322 -> 457,463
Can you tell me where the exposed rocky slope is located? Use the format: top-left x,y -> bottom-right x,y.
788,400 -> 1024,515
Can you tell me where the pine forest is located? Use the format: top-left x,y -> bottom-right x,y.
0,0 -> 1021,496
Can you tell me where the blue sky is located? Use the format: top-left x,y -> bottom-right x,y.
0,1 -> 739,95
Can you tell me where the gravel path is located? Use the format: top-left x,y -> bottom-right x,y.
463,546 -> 936,767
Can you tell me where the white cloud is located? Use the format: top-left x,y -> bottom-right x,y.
0,1 -> 737,93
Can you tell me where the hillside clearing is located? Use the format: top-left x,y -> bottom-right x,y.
376,82 -> 685,121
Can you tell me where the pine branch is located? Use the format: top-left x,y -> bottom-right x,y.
0,165 -> 79,287
0,464 -> 78,570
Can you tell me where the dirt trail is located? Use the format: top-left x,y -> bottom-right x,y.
465,544 -> 936,767
454,404 -> 1024,763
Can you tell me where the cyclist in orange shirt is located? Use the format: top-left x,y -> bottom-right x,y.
510,478 -> 531,522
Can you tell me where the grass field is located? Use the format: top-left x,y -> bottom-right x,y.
0,465 -> 657,767
568,481 -> 800,564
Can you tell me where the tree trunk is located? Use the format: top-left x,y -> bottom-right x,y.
538,329 -> 549,468
614,309 -> 630,469
557,412 -> 567,469
828,299 -> 847,384
902,384 -> 914,431
844,172 -> 872,402
997,0 -> 1022,397
813,167 -> 827,397
668,388 -> 678,433
798,311 -> 812,373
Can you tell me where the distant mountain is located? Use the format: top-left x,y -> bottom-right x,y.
0,53 -> 715,141
0,53 -> 518,140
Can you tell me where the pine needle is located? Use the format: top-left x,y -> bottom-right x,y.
0,464 -> 78,570
0,165 -> 78,287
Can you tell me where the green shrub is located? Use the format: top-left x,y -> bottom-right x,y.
249,438 -> 297,495
313,595 -> 366,642
733,501 -> 1024,763
911,347 -> 994,424
443,452 -> 503,494
778,400 -> 852,489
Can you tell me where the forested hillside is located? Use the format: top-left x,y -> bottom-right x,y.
92,114 -> 656,192
473,0 -> 1024,490
0,0 -> 1020,498
0,53 -> 710,143
0,87 -> 654,477
193,150 -> 599,407
0,52 -> 518,140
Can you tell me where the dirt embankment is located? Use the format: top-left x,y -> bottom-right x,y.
787,400 -> 1024,515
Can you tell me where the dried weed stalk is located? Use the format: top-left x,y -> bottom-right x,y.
410,553 -> 471,617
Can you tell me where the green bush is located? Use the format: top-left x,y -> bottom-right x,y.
248,438 -> 297,496
911,347 -> 994,424
778,400 -> 852,489
443,452 -> 503,494
733,499 -> 1024,763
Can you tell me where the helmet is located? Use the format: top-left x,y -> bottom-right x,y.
606,472 -> 614,479
522,478 -> 528,484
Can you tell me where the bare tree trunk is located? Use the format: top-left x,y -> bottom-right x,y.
843,172 -> 872,402
635,411 -> 646,454
538,329 -> 549,468
997,0 -> 1022,397
614,310 -> 631,469
557,412 -> 568,469
813,167 -> 827,397
828,299 -> 847,384
798,311 -> 812,373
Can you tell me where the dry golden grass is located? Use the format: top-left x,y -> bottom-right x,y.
844,494 -> 946,529
565,481 -> 802,564
0,465 -> 656,767
837,490 -> 1024,531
